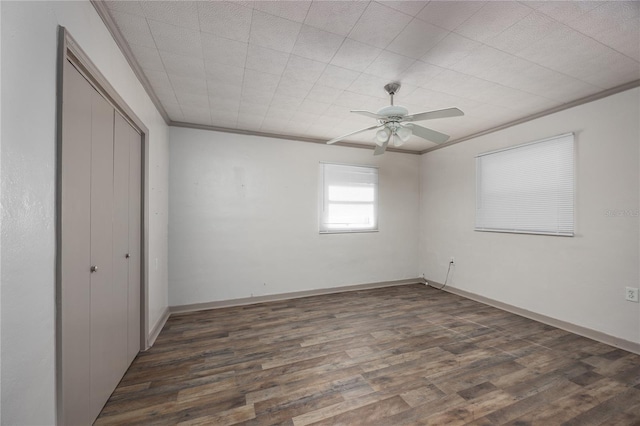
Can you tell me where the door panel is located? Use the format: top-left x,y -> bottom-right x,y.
127,119 -> 142,364
113,113 -> 133,377
60,59 -> 93,426
89,89 -> 118,420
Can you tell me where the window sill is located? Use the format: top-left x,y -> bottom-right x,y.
319,229 -> 379,235
474,228 -> 574,237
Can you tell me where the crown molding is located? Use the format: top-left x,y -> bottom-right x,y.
421,79 -> 640,154
91,0 -> 171,124
169,121 -> 421,155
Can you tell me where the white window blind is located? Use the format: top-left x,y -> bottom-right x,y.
319,163 -> 378,233
475,133 -> 574,236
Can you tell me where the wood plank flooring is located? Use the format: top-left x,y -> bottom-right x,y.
96,284 -> 640,425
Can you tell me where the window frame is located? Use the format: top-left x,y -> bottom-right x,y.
475,133 -> 575,237
318,162 -> 379,234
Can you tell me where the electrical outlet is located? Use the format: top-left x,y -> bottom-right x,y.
626,287 -> 639,302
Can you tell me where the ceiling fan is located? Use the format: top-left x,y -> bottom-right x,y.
326,82 -> 464,155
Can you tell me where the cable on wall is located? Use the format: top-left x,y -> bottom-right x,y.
438,260 -> 454,290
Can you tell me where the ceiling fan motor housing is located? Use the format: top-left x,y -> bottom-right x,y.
376,105 -> 409,121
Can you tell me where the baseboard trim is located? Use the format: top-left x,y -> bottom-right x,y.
425,280 -> 640,355
170,278 -> 422,314
146,307 -> 170,349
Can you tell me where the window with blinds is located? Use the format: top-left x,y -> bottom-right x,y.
319,163 -> 378,233
475,133 -> 574,236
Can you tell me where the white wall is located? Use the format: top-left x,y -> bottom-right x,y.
419,88 -> 640,345
0,1 -> 169,424
169,127 -> 420,306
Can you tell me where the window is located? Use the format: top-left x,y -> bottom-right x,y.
319,163 -> 378,233
475,133 -> 574,236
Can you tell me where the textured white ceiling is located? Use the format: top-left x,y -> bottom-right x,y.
103,0 -> 640,152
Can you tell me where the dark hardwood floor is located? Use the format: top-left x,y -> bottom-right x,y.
96,284 -> 640,425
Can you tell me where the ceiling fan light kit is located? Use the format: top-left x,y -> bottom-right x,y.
326,82 -> 465,155
376,127 -> 392,145
396,125 -> 412,143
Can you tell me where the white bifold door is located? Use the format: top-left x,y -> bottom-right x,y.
60,59 -> 141,425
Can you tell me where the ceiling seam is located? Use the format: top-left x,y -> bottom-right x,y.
534,2 -> 640,64
145,14 -> 186,123
274,10 -> 312,138
234,4 -> 252,131
197,1 -> 214,128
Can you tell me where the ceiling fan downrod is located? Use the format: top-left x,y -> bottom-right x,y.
384,82 -> 401,106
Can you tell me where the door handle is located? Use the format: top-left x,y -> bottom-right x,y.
90,265 -> 98,273
125,253 -> 130,259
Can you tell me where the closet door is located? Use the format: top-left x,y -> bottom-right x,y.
113,114 -> 134,377
113,113 -> 142,367
89,89 -> 122,420
127,121 -> 142,364
60,58 -> 143,425
60,59 -> 93,426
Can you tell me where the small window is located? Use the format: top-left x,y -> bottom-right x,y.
475,133 -> 574,236
319,163 -> 378,233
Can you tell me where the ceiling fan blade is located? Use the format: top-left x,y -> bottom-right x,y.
404,107 -> 464,122
373,140 -> 389,156
327,124 -> 382,145
351,110 -> 386,120
408,124 -> 450,144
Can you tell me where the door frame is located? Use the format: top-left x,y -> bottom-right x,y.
55,26 -> 150,425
